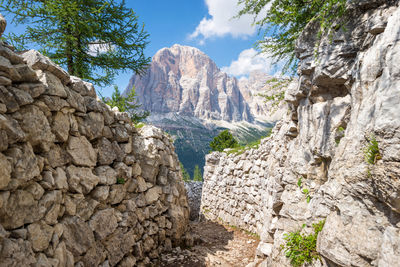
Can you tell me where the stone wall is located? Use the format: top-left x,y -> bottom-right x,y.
202,148 -> 269,235
184,181 -> 202,221
202,1 -> 400,266
0,27 -> 189,266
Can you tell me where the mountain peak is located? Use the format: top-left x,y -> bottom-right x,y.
125,44 -> 252,122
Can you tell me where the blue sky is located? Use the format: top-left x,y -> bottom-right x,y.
3,0 -> 278,97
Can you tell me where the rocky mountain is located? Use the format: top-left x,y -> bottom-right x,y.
126,44 -> 253,122
125,45 -> 285,176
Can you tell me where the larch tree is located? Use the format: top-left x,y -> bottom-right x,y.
0,0 -> 150,86
193,165 -> 203,182
236,0 -> 347,73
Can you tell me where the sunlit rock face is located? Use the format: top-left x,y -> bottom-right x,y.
126,44 -> 254,122
201,1 -> 400,266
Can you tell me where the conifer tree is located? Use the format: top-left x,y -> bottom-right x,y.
100,85 -> 149,124
237,0 -> 347,72
209,130 -> 240,152
193,165 -> 203,182
1,0 -> 150,86
180,162 -> 191,182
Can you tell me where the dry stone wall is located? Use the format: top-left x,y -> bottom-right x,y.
202,149 -> 269,235
202,1 -> 400,266
184,181 -> 202,221
0,23 -> 189,266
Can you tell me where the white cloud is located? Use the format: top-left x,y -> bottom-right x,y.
222,48 -> 279,78
88,42 -> 114,56
190,0 -> 260,41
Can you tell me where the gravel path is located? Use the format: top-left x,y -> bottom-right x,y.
157,220 -> 260,267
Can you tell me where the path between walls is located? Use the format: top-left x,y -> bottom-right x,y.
157,220 -> 260,267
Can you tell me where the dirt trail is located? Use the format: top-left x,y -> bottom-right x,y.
158,220 -> 260,267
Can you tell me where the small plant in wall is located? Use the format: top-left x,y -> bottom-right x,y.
364,134 -> 381,165
116,177 -> 125,184
281,220 -> 325,267
297,177 -> 312,203
335,126 -> 345,146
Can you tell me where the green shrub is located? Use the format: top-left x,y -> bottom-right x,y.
364,135 -> 381,165
226,137 -> 265,155
134,122 -> 145,129
335,126 -> 345,145
116,177 -> 125,184
209,130 -> 240,152
282,220 -> 325,267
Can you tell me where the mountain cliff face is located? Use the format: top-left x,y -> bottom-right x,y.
125,45 -> 285,176
201,1 -> 400,266
126,44 -> 253,122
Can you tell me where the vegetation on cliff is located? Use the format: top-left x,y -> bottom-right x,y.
237,0 -> 347,72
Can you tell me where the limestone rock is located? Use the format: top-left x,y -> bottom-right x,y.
88,209 -> 118,240
0,13 -> 6,38
27,222 -> 54,252
145,186 -> 162,205
0,37 -> 189,266
96,137 -> 117,165
16,105 -> 55,151
22,50 -> 70,85
95,166 -> 117,185
61,216 -> 95,257
66,165 -> 99,194
67,136 -> 97,167
0,152 -> 11,189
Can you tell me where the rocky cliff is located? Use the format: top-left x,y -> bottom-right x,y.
201,1 -> 400,266
126,45 -> 283,175
0,19 -> 190,266
126,44 -> 253,122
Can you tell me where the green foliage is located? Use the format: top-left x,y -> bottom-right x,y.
297,177 -> 302,187
335,126 -> 346,145
297,176 -> 311,203
258,77 -> 292,109
282,220 -> 325,267
364,134 -> 381,165
134,122 -> 145,129
100,85 -> 149,124
237,0 -> 347,73
180,162 -> 191,182
226,137 -> 263,155
1,0 -> 150,86
193,165 -> 203,182
209,130 -> 240,152
116,177 -> 125,184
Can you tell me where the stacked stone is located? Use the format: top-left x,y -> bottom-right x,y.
201,146 -> 270,235
202,1 -> 400,266
0,22 -> 189,266
184,181 -> 203,221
